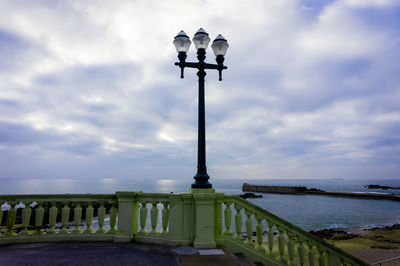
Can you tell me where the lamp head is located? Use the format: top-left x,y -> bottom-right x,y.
211,34 -> 229,56
192,28 -> 211,50
173,30 -> 191,53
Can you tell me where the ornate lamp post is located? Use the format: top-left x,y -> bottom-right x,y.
173,28 -> 229,189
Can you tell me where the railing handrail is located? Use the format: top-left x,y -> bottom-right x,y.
0,192 -> 176,203
230,196 -> 370,266
0,194 -> 117,203
0,193 -> 116,198
137,193 -> 170,202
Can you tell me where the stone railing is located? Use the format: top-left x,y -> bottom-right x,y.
1,191 -> 369,265
219,196 -> 369,266
0,194 -> 118,243
0,191 -> 191,246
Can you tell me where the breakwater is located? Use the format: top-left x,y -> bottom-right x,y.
242,183 -> 400,202
242,183 -> 308,194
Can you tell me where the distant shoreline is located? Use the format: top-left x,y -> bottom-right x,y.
303,190 -> 400,201
242,183 -> 400,202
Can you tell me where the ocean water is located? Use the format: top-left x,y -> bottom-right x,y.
1,177 -> 399,231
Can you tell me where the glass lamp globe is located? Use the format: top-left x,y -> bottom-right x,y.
211,34 -> 229,56
192,28 -> 211,50
173,30 -> 191,53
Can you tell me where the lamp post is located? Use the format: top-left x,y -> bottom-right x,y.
173,28 -> 229,189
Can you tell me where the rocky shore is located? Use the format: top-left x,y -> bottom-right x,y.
310,224 -> 400,249
310,224 -> 400,264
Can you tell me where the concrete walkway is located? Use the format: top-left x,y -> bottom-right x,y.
349,249 -> 400,266
0,242 -> 256,266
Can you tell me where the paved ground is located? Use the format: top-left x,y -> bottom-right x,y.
349,249 -> 400,266
0,242 -> 180,266
0,242 -> 255,266
7,241 -> 399,265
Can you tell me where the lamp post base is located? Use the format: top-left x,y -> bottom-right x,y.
192,172 -> 212,189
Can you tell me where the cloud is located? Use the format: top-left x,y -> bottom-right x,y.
0,0 -> 399,184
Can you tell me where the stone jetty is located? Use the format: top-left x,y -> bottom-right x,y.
242,183 -> 400,202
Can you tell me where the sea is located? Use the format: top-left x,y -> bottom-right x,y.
1,177 -> 400,231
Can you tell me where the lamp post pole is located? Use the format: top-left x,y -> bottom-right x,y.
196,48 -> 208,187
173,28 -> 229,189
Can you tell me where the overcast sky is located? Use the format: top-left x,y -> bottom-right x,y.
0,0 -> 399,183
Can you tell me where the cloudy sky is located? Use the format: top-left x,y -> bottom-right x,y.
0,0 -> 399,184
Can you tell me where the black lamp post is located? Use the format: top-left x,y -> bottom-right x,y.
173,28 -> 229,189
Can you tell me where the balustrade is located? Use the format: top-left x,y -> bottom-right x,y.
34,202 -> 45,235
136,194 -> 170,238
0,192 -> 367,265
150,202 -> 158,234
84,202 -> 94,234
223,201 -> 232,236
221,196 -> 368,266
108,203 -> 117,234
234,202 -> 243,240
0,195 -> 118,239
73,203 -> 82,234
20,202 -> 31,235
161,202 -> 169,235
60,202 -> 70,234
97,202 -> 106,234
139,201 -> 148,233
308,242 -> 316,266
266,220 -> 275,255
48,202 -> 58,234
277,226 -> 285,262
298,239 -> 306,266
255,214 -> 264,252
6,202 -> 17,236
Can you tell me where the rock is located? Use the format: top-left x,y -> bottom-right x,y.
370,223 -> 400,231
370,243 -> 398,249
309,229 -> 338,239
239,193 -> 263,199
309,229 -> 356,240
365,184 -> 400,190
307,188 -> 325,192
331,232 -> 357,240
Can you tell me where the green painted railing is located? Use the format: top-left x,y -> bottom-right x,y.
219,196 -> 369,266
0,194 -> 118,242
0,191 -> 369,265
